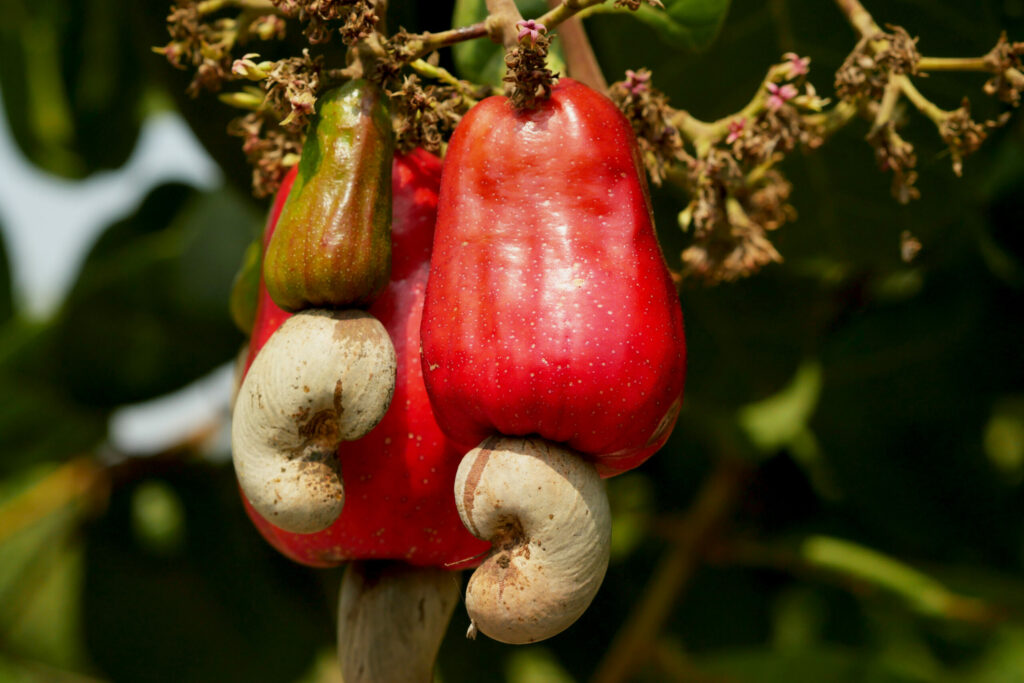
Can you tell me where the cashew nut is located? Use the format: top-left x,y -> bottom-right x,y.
232,309 -> 396,534
455,436 -> 611,644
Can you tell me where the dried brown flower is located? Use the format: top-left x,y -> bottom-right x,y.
940,99 -> 1011,177
340,0 -> 379,44
270,0 -> 378,45
504,34 -> 557,111
983,32 -> 1024,106
900,230 -> 922,263
613,0 -> 664,8
389,75 -> 471,154
164,1 -> 202,61
731,105 -> 823,165
867,121 -> 919,203
609,70 -> 687,185
679,150 -> 793,283
160,1 -> 236,95
228,112 -> 303,197
836,25 -> 920,102
262,50 -> 324,130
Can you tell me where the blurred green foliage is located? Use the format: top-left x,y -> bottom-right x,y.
0,0 -> 1023,681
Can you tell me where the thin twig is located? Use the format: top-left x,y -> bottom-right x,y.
870,78 -> 902,135
918,56 -> 994,72
536,0 -> 608,33
545,0 -> 607,90
411,22 -> 490,60
834,0 -> 881,38
710,536 -> 1009,627
485,0 -> 526,47
896,74 -> 947,125
591,458 -> 751,683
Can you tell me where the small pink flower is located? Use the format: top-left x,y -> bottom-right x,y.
516,19 -> 546,46
159,42 -> 183,65
232,56 -> 257,77
625,69 -> 651,95
783,52 -> 810,77
766,82 -> 798,111
726,118 -> 746,144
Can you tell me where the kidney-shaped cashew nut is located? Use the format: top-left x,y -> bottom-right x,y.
232,309 -> 396,534
455,436 -> 612,644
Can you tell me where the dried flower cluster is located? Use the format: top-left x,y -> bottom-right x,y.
836,25 -> 920,102
614,60 -> 819,283
729,105 -> 825,165
260,50 -> 324,129
376,31 -> 420,84
228,112 -> 304,197
504,28 -> 557,111
867,122 -> 919,203
158,0 -> 332,196
983,32 -> 1024,105
158,2 -> 236,96
224,50 -> 323,196
271,0 -> 378,45
613,0 -> 665,9
677,151 -> 776,282
158,0 -> 1021,282
678,152 -> 797,284
609,69 -> 686,185
390,75 -> 474,154
939,100 -> 1010,177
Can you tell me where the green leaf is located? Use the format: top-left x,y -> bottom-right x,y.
0,321 -> 107,475
0,372 -> 106,476
452,0 -> 567,87
51,182 -> 259,408
229,240 -> 261,335
800,536 -> 992,622
739,359 -> 822,454
620,0 -> 732,51
0,0 -> 142,177
0,462 -> 93,671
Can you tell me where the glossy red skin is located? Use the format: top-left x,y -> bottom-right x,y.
242,150 -> 489,569
245,166 -> 297,368
420,79 -> 687,477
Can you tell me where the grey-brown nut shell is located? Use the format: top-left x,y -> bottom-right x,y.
455,436 -> 612,644
232,309 -> 396,534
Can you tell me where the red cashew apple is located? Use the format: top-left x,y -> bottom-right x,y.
238,150 -> 489,681
420,78 -> 687,644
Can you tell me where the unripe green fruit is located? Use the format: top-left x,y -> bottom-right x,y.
264,80 -> 394,312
